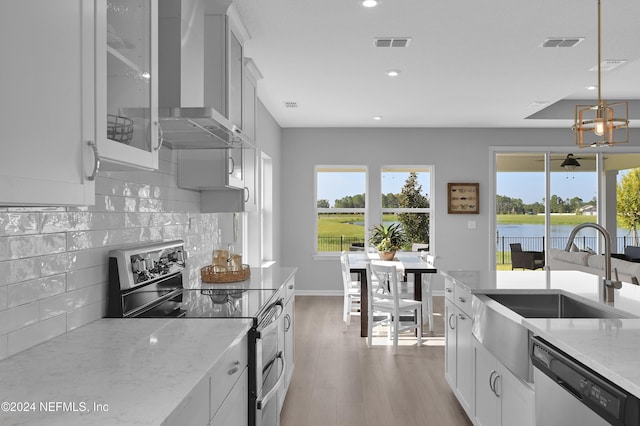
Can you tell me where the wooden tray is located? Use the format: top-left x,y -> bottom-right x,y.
201,264 -> 250,283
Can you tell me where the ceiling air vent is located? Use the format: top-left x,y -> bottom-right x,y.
374,37 -> 412,48
541,37 -> 584,48
590,60 -> 627,72
283,101 -> 298,108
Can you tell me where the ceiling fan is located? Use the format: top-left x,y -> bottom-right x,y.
558,153 -> 581,169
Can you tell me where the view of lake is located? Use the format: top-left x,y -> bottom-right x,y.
497,224 -> 635,252
497,224 -> 632,238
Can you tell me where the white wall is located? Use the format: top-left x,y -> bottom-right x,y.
279,127 -> 640,294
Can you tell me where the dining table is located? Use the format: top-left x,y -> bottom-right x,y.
348,251 -> 438,337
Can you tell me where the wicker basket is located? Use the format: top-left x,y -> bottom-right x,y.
201,264 -> 251,283
107,114 -> 134,144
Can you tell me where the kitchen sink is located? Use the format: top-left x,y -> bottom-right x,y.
484,292 -> 629,319
472,290 -> 635,384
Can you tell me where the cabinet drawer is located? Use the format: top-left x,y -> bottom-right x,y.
210,334 -> 248,420
444,277 -> 455,302
454,285 -> 473,316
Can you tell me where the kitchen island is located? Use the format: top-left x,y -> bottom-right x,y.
443,268 -> 640,425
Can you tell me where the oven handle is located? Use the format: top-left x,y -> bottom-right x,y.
257,298 -> 284,336
257,351 -> 286,410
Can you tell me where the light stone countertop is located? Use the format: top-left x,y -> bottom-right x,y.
523,317 -> 640,398
442,268 -> 640,398
0,318 -> 252,425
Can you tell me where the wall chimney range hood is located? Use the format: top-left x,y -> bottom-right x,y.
157,0 -> 250,149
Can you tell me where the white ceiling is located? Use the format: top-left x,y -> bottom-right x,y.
232,0 -> 640,129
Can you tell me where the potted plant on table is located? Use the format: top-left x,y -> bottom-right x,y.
368,223 -> 406,260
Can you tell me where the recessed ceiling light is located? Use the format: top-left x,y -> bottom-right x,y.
386,70 -> 400,77
373,116 -> 383,120
586,85 -> 598,91
362,0 -> 379,7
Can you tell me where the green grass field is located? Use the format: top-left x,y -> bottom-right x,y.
496,214 -> 597,225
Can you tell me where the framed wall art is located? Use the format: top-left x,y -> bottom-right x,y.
448,183 -> 479,214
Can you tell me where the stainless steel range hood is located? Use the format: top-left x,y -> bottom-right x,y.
158,106 -> 245,149
158,0 -> 249,149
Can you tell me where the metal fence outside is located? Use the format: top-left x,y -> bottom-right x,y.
318,236 -> 365,252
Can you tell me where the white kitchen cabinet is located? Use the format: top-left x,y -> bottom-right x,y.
473,338 -> 534,426
164,376 -> 210,426
444,277 -> 474,419
178,149 -> 244,190
280,277 -> 295,412
210,367 -> 248,426
98,0 -> 160,171
204,5 -> 250,128
0,0 -> 97,206
243,59 -> 262,142
165,332 -> 248,426
179,143 -> 256,213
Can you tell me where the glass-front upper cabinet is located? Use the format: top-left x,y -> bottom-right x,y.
98,0 -> 159,170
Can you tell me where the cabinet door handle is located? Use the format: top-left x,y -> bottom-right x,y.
457,314 -> 466,320
154,121 -> 164,151
492,373 -> 501,398
489,370 -> 497,394
229,156 -> 235,175
87,140 -> 100,181
244,186 -> 250,202
227,360 -> 241,375
457,297 -> 466,303
445,288 -> 453,293
284,313 -> 292,332
447,313 -> 456,330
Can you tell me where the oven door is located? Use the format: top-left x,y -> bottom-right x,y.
253,297 -> 286,426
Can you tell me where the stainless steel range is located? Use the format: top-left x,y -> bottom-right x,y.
107,240 -> 286,426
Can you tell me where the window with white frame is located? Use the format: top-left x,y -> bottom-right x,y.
380,166 -> 432,251
315,166 -> 367,253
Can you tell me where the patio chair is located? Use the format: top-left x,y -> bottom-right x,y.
510,243 -> 545,270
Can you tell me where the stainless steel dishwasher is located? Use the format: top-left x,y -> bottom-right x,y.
531,337 -> 640,426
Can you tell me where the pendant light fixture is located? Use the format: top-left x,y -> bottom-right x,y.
572,0 -> 629,147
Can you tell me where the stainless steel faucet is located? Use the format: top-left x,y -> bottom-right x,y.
564,223 -> 622,304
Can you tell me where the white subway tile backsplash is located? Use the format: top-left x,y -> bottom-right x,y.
68,247 -> 110,271
7,314 -> 66,356
0,258 -> 41,285
8,274 -> 66,308
39,284 -> 103,320
67,265 -> 107,291
40,253 -> 71,277
0,302 -> 39,335
67,301 -> 105,331
0,213 -> 40,236
0,285 -> 7,310
0,151 -> 222,358
1,234 -> 67,261
0,335 -> 7,360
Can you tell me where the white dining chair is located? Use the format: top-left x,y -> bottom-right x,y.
366,262 -> 422,354
421,254 -> 436,332
340,251 -> 361,328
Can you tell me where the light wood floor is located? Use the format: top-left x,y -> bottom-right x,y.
281,296 -> 473,426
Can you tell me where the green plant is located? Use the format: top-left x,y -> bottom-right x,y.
368,223 -> 406,252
